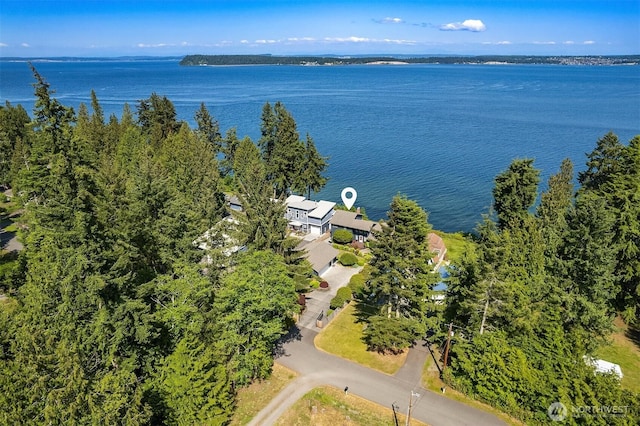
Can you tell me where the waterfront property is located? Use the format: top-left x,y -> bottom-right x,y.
330,209 -> 381,243
285,195 -> 336,235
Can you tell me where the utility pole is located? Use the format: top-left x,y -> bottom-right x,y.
405,390 -> 420,426
442,322 -> 453,371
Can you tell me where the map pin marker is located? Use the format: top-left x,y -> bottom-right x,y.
341,187 -> 357,210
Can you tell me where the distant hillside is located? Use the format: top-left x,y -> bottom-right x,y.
180,54 -> 640,66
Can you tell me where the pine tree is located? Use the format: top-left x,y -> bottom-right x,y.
195,102 -> 222,153
492,158 -> 540,230
294,133 -> 329,198
364,195 -> 439,351
536,158 -> 574,263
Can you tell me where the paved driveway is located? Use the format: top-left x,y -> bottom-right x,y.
297,264 -> 362,330
250,328 -> 506,426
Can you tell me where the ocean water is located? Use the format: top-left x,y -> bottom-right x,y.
1,59 -> 639,232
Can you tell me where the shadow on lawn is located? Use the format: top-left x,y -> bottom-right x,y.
625,324 -> 640,351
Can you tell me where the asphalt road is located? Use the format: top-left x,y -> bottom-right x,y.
248,264 -> 506,425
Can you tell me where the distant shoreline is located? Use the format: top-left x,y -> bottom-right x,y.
180,54 -> 640,67
2,55 -> 638,67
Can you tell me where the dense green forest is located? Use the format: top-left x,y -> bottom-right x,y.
180,54 -> 640,66
1,65 -> 638,424
0,65 -> 328,424
440,144 -> 640,423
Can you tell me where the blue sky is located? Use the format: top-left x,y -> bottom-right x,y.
1,0 -> 638,57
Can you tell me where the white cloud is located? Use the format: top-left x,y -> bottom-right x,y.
255,39 -> 278,44
325,36 -> 371,43
481,41 -> 511,45
137,43 -> 172,48
240,40 -> 249,44
533,41 -> 556,45
563,40 -> 575,45
583,40 -> 595,45
287,37 -> 316,42
440,19 -> 486,32
21,43 -> 30,47
0,43 -> 7,47
381,17 -> 404,24
382,38 -> 416,45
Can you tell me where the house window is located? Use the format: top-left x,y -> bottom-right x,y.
296,210 -> 299,219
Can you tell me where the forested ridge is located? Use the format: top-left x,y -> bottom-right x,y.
180,54 -> 640,66
0,65 -> 639,424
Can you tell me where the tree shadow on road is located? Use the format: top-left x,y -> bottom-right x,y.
274,325 -> 303,359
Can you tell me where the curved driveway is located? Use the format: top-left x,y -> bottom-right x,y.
250,325 -> 506,425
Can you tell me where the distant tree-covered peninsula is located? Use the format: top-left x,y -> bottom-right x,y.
180,54 -> 640,66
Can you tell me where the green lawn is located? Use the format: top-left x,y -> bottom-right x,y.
314,303 -> 407,375
595,317 -> 640,393
434,231 -> 476,264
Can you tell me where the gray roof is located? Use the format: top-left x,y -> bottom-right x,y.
330,210 -> 381,233
300,240 -> 339,274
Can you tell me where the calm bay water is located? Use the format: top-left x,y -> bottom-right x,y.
1,59 -> 639,232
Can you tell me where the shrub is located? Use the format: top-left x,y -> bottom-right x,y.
348,273 -> 366,295
309,279 -> 320,289
333,229 -> 354,244
330,287 -> 352,309
339,252 -> 358,266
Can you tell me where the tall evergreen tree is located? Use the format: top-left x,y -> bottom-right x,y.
195,102 -> 222,153
492,158 -> 540,230
536,158 -> 574,263
364,195 -> 439,351
294,133 -> 329,198
137,93 -> 180,147
258,101 -> 306,196
0,101 -> 30,186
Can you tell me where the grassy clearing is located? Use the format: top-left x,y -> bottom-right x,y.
230,364 -> 298,425
275,385 -> 429,426
595,317 -> 640,393
421,346 -> 524,426
434,231 -> 476,264
314,303 -> 407,375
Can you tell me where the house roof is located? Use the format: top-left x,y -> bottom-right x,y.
330,209 -> 380,233
225,193 -> 242,206
300,240 -> 339,274
289,199 -> 318,211
309,200 -> 336,219
428,232 -> 446,253
285,194 -> 306,204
